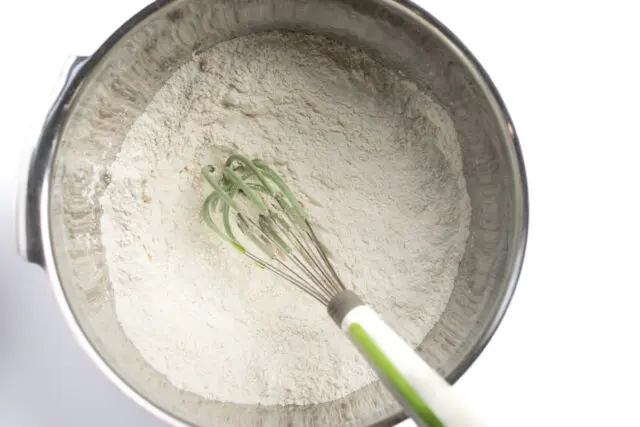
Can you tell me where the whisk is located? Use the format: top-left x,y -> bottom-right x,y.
202,154 -> 483,427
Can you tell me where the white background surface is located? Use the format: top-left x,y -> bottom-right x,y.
1,0 -> 639,426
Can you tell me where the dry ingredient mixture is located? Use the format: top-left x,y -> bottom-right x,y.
99,32 -> 471,406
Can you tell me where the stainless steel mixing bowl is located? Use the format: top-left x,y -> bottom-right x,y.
17,0 -> 528,425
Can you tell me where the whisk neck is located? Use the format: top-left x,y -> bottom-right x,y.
327,290 -> 364,326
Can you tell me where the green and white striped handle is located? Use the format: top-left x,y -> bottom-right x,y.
328,291 -> 483,427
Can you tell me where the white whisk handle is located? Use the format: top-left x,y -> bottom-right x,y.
338,303 -> 484,427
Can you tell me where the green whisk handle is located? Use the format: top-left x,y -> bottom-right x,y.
328,291 -> 484,427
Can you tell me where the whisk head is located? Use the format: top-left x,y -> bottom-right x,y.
202,154 -> 346,305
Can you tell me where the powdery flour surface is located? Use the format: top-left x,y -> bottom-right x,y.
99,32 -> 471,406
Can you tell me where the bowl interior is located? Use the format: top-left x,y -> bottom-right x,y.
48,0 -> 526,425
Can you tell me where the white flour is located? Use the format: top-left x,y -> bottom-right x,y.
99,32 -> 471,406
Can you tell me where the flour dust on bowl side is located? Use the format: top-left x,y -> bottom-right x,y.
17,0 -> 528,426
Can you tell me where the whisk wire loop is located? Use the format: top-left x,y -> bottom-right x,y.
202,156 -> 345,305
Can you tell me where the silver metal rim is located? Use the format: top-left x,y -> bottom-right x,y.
22,0 -> 529,425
